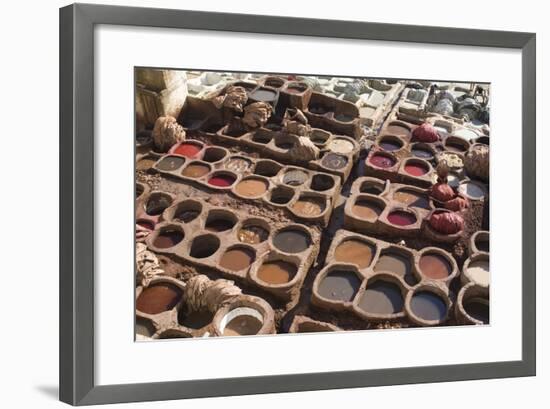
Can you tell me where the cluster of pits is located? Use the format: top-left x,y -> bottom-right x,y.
312,229 -> 457,325
142,197 -> 319,299
136,277 -> 276,339
303,92 -> 362,139
151,141 -> 341,225
342,176 -> 464,241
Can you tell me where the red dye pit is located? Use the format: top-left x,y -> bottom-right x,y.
208,174 -> 236,187
387,211 -> 416,226
173,143 -> 202,158
369,153 -> 396,168
404,163 -> 428,176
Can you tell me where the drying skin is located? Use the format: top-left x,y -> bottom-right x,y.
183,275 -> 242,313
212,85 -> 248,112
243,102 -> 273,129
135,242 -> 164,286
152,115 -> 186,152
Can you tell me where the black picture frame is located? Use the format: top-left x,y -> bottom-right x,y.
59,3 -> 536,406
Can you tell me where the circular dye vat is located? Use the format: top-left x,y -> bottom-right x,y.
334,239 -> 374,269
208,174 -> 236,188
317,270 -> 361,302
269,187 -> 294,205
219,247 -> 255,272
404,162 -> 429,176
328,139 -> 355,154
411,147 -> 433,159
225,157 -> 252,173
238,225 -> 269,244
419,253 -> 452,280
257,260 -> 297,285
181,163 -> 210,178
234,178 -> 268,198
386,123 -> 411,137
136,317 -> 155,338
156,156 -> 185,171
410,291 -> 447,321
136,283 -> 183,315
202,148 -> 227,163
359,182 -> 384,195
321,153 -> 348,170
173,143 -> 202,158
352,200 -> 383,220
174,208 -> 200,223
378,139 -> 402,152
374,252 -> 411,277
153,229 -> 184,249
369,153 -> 396,168
310,174 -> 335,192
145,195 -> 172,216
310,130 -> 329,147
358,280 -> 404,315
222,313 -> 263,336
273,229 -> 311,253
205,216 -> 235,232
136,157 -> 156,171
446,141 -> 468,152
458,181 -> 486,200
283,170 -> 308,186
189,235 -> 220,258
291,197 -> 325,217
265,77 -> 285,88
393,189 -> 430,209
476,237 -> 490,253
137,220 -> 154,231
467,259 -> 490,286
178,309 -> 213,329
249,88 -> 277,102
464,297 -> 489,324
387,210 -> 417,226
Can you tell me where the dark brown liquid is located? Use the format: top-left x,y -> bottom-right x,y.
410,291 -> 447,321
273,229 -> 311,253
178,309 -> 213,329
223,315 -> 263,336
174,209 -> 200,223
205,218 -> 235,232
145,195 -> 172,216
153,230 -> 184,249
464,298 -> 489,324
419,254 -> 451,279
156,156 -> 185,171
393,190 -> 430,209
219,248 -> 255,271
136,283 -> 183,315
317,270 -> 361,302
257,261 -> 297,284
476,239 -> 489,252
334,239 -> 374,269
358,280 -> 404,314
189,235 -> 219,258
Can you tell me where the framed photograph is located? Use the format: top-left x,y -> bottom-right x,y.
59,3 -> 536,406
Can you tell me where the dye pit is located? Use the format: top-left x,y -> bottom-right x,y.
135,70 -> 490,339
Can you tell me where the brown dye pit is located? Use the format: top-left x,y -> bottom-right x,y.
269,187 -> 294,204
145,195 -> 172,216
273,229 -> 310,253
386,123 -> 411,137
310,174 -> 335,191
181,163 -> 210,178
419,253 -> 452,280
352,200 -> 383,220
358,280 -> 404,314
153,230 -> 184,249
317,270 -> 361,302
234,178 -> 268,197
178,309 -> 214,329
205,217 -> 235,232
393,190 -> 430,209
136,283 -> 183,315
476,238 -> 489,252
238,225 -> 269,244
136,157 -> 156,171
291,197 -> 325,217
189,235 -> 220,259
174,209 -> 200,223
257,260 -> 297,284
219,247 -> 255,272
334,239 -> 375,269
223,315 -> 263,336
